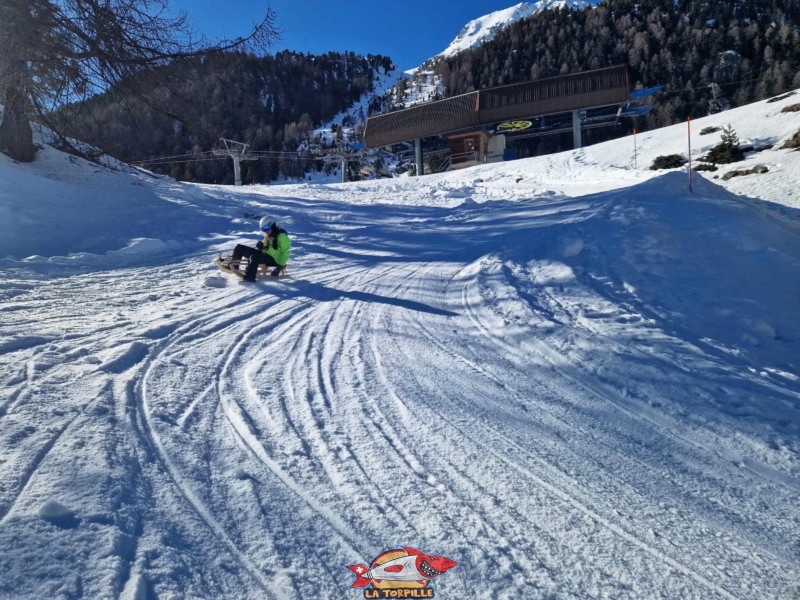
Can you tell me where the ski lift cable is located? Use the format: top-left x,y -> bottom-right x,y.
133,155 -> 334,167
131,150 -> 217,163
131,148 -> 333,166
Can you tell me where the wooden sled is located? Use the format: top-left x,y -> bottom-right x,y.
215,254 -> 292,280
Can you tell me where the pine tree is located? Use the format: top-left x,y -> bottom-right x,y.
436,0 -> 799,161
0,0 -> 278,162
720,124 -> 740,148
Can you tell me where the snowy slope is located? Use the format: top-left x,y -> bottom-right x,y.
315,67 -> 401,137
1,93 -> 799,599
394,1 -> 595,107
434,0 -> 594,62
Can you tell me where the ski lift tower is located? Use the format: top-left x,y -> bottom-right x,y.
214,138 -> 258,186
321,139 -> 365,183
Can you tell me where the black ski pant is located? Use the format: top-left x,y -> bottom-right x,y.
231,244 -> 280,280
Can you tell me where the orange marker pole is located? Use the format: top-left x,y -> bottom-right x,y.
687,117 -> 693,193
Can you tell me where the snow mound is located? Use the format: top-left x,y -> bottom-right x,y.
203,275 -> 228,288
38,500 -> 78,527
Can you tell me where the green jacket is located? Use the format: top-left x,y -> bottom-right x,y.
261,229 -> 291,266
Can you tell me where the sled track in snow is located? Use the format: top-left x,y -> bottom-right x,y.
133,260 -> 418,596
447,261 -> 792,597
274,273 -> 426,538
357,261 -> 741,599
362,299 -> 544,580
5,248 -> 788,598
0,282 -> 132,524
135,298 -> 292,597
338,267 -> 493,546
355,264 -> 668,588
215,305 -> 371,555
461,263 -> 800,495
407,300 -> 788,582
0,420 -> 73,525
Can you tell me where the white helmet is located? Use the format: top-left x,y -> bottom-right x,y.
259,216 -> 275,231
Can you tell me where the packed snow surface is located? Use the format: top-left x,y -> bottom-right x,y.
1,94 -> 799,599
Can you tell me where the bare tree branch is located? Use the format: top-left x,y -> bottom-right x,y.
0,0 -> 279,161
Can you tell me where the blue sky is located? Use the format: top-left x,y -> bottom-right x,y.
174,1 -> 535,71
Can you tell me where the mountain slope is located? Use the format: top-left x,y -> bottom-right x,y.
0,92 -> 799,599
439,0 -> 800,126
66,51 -> 394,184
393,1 -> 596,108
434,0 -> 594,62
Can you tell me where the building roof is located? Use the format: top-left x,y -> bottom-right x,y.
364,65 -> 629,148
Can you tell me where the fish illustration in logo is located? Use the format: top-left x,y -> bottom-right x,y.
345,546 -> 458,588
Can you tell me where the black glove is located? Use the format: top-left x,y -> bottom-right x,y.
271,266 -> 283,278
255,241 -> 264,250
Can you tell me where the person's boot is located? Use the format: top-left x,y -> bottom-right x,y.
243,260 -> 258,282
231,244 -> 246,270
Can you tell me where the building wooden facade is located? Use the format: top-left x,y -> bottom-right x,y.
363,65 -> 629,149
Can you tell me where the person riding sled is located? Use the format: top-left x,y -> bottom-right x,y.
230,217 -> 291,282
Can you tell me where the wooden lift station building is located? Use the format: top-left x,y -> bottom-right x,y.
363,65 -> 630,174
